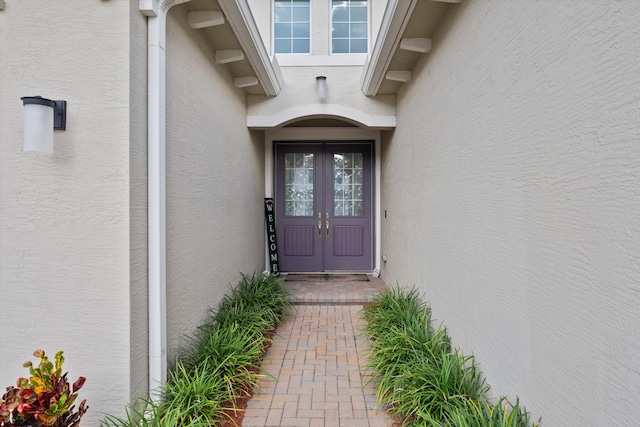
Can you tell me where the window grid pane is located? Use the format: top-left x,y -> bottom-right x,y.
275,0 -> 310,54
331,0 -> 368,54
285,153 -> 314,216
333,153 -> 364,217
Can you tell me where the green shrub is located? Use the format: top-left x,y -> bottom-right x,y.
158,360 -> 230,425
181,322 -> 267,403
436,397 -> 539,427
392,349 -> 488,424
101,398 -> 210,427
362,286 -> 433,339
101,272 -> 292,427
361,286 -> 539,427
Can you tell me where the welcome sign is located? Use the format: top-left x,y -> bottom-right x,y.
264,198 -> 280,274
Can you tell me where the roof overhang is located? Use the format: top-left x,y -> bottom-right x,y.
361,0 -> 460,96
141,0 -> 282,96
218,0 -> 283,96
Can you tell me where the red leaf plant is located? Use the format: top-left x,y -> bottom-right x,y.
0,350 -> 87,427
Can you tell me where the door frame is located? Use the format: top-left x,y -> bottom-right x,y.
265,128 -> 381,273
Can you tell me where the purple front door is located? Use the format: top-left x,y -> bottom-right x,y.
275,142 -> 374,272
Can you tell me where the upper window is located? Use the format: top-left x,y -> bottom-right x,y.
274,0 -> 311,54
331,0 -> 368,54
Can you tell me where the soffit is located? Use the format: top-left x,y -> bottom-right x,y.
180,0 -> 454,98
362,0 -> 455,96
182,0 -> 281,96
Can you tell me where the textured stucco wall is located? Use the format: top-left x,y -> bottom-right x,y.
0,0 -> 133,423
248,66 -> 395,124
381,1 -> 640,425
129,0 -> 149,404
165,5 -> 266,364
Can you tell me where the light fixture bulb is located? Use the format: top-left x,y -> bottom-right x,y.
21,96 -> 55,154
316,76 -> 327,102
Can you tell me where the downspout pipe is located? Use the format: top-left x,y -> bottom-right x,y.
139,0 -> 190,400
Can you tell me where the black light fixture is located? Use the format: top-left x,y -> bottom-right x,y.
21,96 -> 67,153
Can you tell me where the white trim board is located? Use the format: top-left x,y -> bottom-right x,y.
249,104 -> 395,129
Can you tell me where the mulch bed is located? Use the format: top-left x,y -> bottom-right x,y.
219,384 -> 253,427
219,329 -> 275,427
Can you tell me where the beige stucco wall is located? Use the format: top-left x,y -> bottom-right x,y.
248,66 -> 395,126
380,1 -> 640,425
0,0 -> 133,423
165,5 -> 266,364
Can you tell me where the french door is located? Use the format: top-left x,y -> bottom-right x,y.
275,142 -> 374,272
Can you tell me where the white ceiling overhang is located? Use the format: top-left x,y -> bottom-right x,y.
361,0 -> 461,97
142,0 -> 460,99
145,0 -> 283,96
140,0 -> 466,129
217,0 -> 283,96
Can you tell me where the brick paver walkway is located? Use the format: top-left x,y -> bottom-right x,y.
243,297 -> 392,426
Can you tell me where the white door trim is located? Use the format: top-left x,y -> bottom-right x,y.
265,128 -> 381,273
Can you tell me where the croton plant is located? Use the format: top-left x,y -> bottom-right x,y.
0,350 -> 87,427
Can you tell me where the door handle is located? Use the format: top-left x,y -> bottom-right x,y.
325,212 -> 330,239
318,220 -> 322,239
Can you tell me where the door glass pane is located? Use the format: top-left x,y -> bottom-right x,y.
333,153 -> 364,217
285,153 -> 314,216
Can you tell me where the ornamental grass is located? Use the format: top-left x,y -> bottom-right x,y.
360,286 -> 540,427
101,272 -> 292,427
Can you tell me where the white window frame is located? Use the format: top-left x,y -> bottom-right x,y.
272,0 -> 312,55
329,0 -> 370,55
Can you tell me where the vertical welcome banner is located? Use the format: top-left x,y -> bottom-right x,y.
264,198 -> 280,275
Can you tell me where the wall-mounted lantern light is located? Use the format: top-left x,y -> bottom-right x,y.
21,96 -> 66,154
315,76 -> 327,102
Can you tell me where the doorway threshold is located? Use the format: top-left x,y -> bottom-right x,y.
284,273 -> 370,282
282,273 -> 387,305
